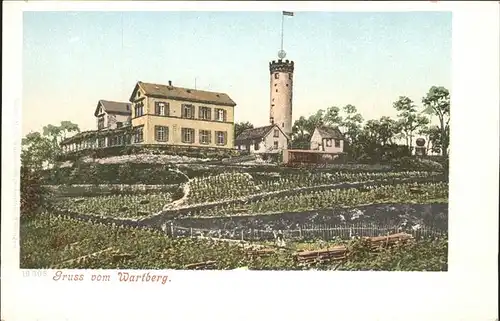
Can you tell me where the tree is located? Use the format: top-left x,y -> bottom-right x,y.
22,121 -> 80,170
291,110 -> 326,149
393,96 -> 430,152
419,125 -> 444,155
340,104 -> 364,145
422,86 -> 450,157
21,132 -> 55,170
234,121 -> 254,140
291,116 -> 311,149
323,106 -> 343,128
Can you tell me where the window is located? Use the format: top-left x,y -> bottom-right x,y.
254,142 -> 260,150
133,126 -> 144,143
216,131 -> 227,146
199,130 -> 211,144
109,136 -> 123,147
181,128 -> 195,143
335,139 -> 341,148
98,138 -> 105,147
286,84 -> 289,87
97,117 -> 105,130
199,107 -> 212,120
274,141 -> 279,149
270,117 -> 274,124
273,129 -> 279,138
155,126 -> 168,142
274,73 -> 279,79
276,89 -> 278,92
182,104 -> 195,119
282,122 -> 284,128
215,109 -> 226,122
134,102 -> 144,117
155,102 -> 169,116
326,139 -> 332,147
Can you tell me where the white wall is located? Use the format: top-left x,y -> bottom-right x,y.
310,129 -> 323,150
309,128 -> 344,153
261,127 -> 288,153
269,69 -> 293,136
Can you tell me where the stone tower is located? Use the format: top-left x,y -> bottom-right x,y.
269,59 -> 294,136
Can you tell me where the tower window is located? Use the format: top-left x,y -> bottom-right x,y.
274,84 -> 277,87
286,84 -> 289,87
282,123 -> 284,127
274,73 -> 279,79
276,89 -> 278,93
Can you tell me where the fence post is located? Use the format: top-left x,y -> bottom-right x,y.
299,226 -> 302,238
241,230 -> 244,241
170,222 -> 174,237
190,227 -> 193,237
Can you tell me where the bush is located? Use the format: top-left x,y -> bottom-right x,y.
20,167 -> 53,217
391,156 -> 444,172
54,144 -> 242,162
42,162 -> 189,185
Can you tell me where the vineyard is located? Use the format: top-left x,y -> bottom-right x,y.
20,213 -> 448,271
21,162 -> 449,270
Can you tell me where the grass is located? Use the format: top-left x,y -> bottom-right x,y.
20,213 -> 448,271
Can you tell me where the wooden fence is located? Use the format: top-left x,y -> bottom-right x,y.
164,222 -> 445,242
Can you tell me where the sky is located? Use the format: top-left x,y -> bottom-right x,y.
22,11 -> 451,136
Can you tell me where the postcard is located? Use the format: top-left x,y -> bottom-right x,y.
2,1 -> 499,321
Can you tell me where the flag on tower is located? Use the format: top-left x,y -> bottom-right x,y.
283,11 -> 294,16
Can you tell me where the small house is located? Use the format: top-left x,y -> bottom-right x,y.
235,124 -> 289,154
310,126 -> 344,153
94,100 -> 132,131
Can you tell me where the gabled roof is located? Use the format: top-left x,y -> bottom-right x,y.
315,126 -> 344,140
235,124 -> 288,143
129,81 -> 237,107
94,100 -> 132,117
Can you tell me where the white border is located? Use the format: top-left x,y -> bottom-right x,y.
2,2 -> 499,321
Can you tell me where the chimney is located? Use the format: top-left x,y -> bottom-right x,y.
168,80 -> 172,87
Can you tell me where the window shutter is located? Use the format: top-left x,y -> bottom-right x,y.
166,103 -> 170,116
223,110 -> 227,122
208,108 -> 212,120
199,107 -> 203,119
155,102 -> 160,115
224,131 -> 227,144
208,131 -> 212,144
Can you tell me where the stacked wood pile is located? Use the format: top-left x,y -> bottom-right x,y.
295,232 -> 413,265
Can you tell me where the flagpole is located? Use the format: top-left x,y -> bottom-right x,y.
280,12 -> 284,53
